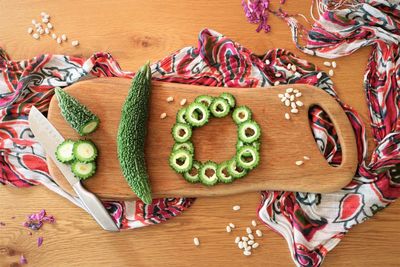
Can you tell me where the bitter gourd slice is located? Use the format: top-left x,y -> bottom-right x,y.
73,140 -> 98,162
176,108 -> 187,123
232,106 -> 252,125
209,97 -> 230,118
169,149 -> 193,173
236,145 -> 260,170
219,92 -> 236,108
172,123 -> 192,143
236,140 -> 260,156
117,63 -> 153,204
199,161 -> 218,186
183,160 -> 201,183
185,102 -> 210,127
217,161 -> 234,183
194,95 -> 213,107
55,140 -> 75,163
238,120 -> 261,143
227,158 -> 247,179
71,161 -> 96,180
54,87 -> 99,136
173,141 -> 194,154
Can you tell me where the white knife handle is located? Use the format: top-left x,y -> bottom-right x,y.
73,182 -> 119,232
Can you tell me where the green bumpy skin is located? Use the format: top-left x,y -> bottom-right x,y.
209,97 -> 230,118
55,87 -> 100,136
227,158 -> 247,179
183,160 -> 201,183
217,161 -> 234,183
72,140 -> 98,162
238,120 -> 261,143
232,106 -> 252,125
194,95 -> 213,107
172,123 -> 192,143
219,92 -> 236,108
176,108 -> 187,123
236,145 -> 260,170
199,161 -> 219,186
55,140 -> 75,163
236,140 -> 260,156
169,149 -> 193,173
117,63 -> 153,204
71,161 -> 96,180
173,141 -> 194,154
185,102 -> 210,127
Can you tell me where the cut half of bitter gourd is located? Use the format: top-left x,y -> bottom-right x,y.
183,160 -> 201,183
232,106 -> 252,125
172,123 -> 192,143
73,140 -> 98,162
169,149 -> 193,173
71,161 -> 96,180
210,97 -> 230,118
173,141 -> 194,154
199,161 -> 218,186
194,95 -> 213,107
55,140 -> 75,163
185,102 -> 210,127
227,158 -> 247,179
176,108 -> 187,123
54,87 -> 100,136
238,120 -> 261,143
236,145 -> 260,170
219,92 -> 236,108
217,161 -> 234,183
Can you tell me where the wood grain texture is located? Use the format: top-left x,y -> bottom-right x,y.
47,79 -> 358,199
0,0 -> 398,266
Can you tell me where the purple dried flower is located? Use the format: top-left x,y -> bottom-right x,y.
20,254 -> 28,265
242,0 -> 271,33
37,237 -> 43,247
23,210 -> 55,231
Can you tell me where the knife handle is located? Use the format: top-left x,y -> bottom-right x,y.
73,182 -> 119,232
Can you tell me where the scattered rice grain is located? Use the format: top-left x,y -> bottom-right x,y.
295,160 -> 304,166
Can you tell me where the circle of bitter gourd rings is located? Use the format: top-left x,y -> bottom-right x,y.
169,92 -> 261,187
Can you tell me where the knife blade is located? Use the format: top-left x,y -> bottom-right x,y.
28,106 -> 119,232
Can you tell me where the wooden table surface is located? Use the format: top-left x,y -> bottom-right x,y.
0,0 -> 399,266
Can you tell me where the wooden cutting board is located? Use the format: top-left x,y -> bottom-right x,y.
47,77 -> 357,200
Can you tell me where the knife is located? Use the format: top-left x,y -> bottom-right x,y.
28,106 -> 119,232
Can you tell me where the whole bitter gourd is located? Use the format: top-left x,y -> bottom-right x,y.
55,87 -> 100,136
117,63 -> 153,204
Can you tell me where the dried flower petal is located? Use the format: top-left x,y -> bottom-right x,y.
23,209 -> 55,231
242,0 -> 271,33
37,237 -> 43,247
20,254 -> 28,264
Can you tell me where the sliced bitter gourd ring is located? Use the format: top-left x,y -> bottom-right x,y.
194,95 -> 213,107
173,141 -> 194,154
232,106 -> 252,125
183,161 -> 201,183
227,158 -> 247,179
73,140 -> 98,162
55,140 -> 75,163
210,97 -> 230,118
217,161 -> 234,183
236,140 -> 260,156
71,161 -> 96,180
176,108 -> 187,123
185,102 -> 210,127
236,145 -> 260,170
238,120 -> 261,143
172,123 -> 192,143
199,161 -> 219,186
169,149 -> 193,173
219,92 -> 236,108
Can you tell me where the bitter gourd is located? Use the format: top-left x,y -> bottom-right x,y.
199,161 -> 218,186
173,141 -> 195,154
185,102 -> 209,127
236,145 -> 260,170
183,160 -> 201,183
55,140 -> 75,163
227,158 -> 247,179
217,161 -> 234,183
232,106 -> 252,125
176,108 -> 187,123
238,120 -> 261,143
172,123 -> 192,143
117,63 -> 153,204
71,161 -> 96,180
54,87 -> 99,136
219,92 -> 236,108
209,97 -> 230,118
169,149 -> 193,173
194,95 -> 213,107
73,140 -> 98,162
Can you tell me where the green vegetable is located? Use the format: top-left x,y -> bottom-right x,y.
173,141 -> 194,154
217,161 -> 234,183
55,140 -> 75,163
236,145 -> 260,170
176,108 -> 187,123
232,106 -> 252,125
172,123 -> 192,143
169,149 -> 193,173
73,140 -> 98,162
185,102 -> 210,127
238,120 -> 261,143
54,87 -> 99,136
117,63 -> 153,204
199,161 -> 218,186
209,97 -> 230,118
236,140 -> 260,156
227,158 -> 247,179
219,92 -> 236,108
183,161 -> 201,183
194,95 -> 213,107
71,161 -> 96,180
